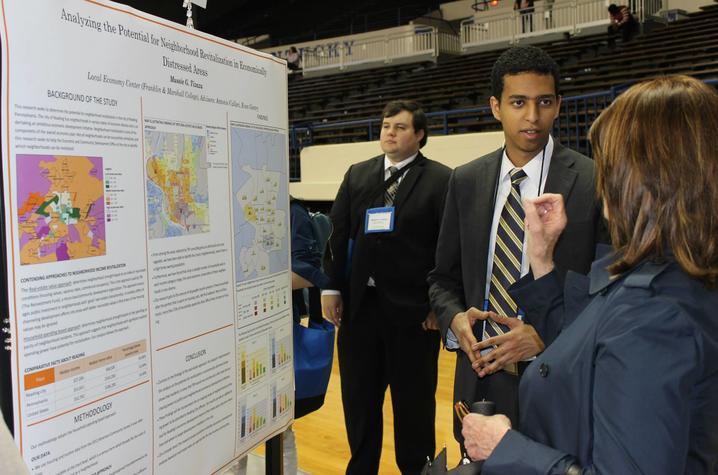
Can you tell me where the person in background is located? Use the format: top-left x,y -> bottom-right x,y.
322,100 -> 451,474
607,4 -> 638,43
514,0 -> 534,33
462,75 -> 718,474
289,197 -> 330,296
287,47 -> 301,72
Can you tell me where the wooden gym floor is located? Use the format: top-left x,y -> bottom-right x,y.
290,340 -> 461,474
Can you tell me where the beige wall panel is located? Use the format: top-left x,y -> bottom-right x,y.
290,131 -> 505,201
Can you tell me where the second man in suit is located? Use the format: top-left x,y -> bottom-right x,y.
322,100 -> 451,474
428,46 -> 605,443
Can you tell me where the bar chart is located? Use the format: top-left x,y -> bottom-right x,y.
271,371 -> 293,420
270,326 -> 291,371
237,335 -> 269,386
238,389 -> 269,440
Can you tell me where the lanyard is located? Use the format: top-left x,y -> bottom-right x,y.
366,157 -> 420,206
351,157 -> 420,239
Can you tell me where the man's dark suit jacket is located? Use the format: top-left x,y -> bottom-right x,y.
325,152 -> 451,325
427,143 -> 606,439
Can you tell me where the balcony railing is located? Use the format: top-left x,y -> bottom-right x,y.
302,26 -> 460,75
460,0 -> 652,50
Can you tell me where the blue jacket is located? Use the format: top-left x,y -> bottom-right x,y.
290,200 -> 329,322
290,201 -> 329,290
483,250 -> 718,474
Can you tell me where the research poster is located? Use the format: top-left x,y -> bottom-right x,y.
0,1 -> 293,473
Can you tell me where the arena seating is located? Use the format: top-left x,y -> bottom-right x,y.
288,3 -> 718,150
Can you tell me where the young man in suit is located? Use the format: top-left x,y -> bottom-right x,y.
322,100 -> 451,475
427,45 -> 605,444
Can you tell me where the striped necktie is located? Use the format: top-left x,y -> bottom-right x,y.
484,168 -> 528,372
384,166 -> 400,206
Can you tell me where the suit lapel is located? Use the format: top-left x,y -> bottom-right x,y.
359,155 -> 387,210
392,152 -> 425,212
351,156 -> 383,295
544,143 -> 578,200
464,143 -> 577,304
473,149 -> 503,292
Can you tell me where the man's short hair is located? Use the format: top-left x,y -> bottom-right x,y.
490,45 -> 561,100
382,100 -> 428,148
608,4 -> 619,13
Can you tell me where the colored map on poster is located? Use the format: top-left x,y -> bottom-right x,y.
145,131 -> 209,239
17,155 -> 106,265
231,128 -> 288,284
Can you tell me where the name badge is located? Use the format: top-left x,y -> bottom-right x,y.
365,206 -> 395,233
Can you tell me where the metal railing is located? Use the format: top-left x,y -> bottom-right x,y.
461,0 -> 608,48
554,89 -> 615,152
302,27 -> 460,75
460,0 -> 665,50
635,0 -> 665,22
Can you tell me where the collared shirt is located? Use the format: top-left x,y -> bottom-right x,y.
484,136 -> 553,298
322,152 -> 418,295
383,152 -> 417,181
446,137 -> 554,348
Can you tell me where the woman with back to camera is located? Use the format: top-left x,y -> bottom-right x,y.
462,75 -> 718,473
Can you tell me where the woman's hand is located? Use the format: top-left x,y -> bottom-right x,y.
523,193 -> 567,279
461,413 -> 512,461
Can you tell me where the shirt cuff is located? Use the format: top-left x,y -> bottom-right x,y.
445,328 -> 460,350
321,289 -> 341,296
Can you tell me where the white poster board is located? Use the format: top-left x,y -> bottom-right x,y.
0,1 -> 293,473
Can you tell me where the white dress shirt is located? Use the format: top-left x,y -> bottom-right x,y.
446,137 -> 554,348
484,136 -> 553,297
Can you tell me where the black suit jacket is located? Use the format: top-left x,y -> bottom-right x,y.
427,143 -> 606,435
325,152 -> 452,325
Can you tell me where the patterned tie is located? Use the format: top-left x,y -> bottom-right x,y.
384,166 -> 400,206
484,168 -> 528,373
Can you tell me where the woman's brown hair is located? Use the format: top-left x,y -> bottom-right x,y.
588,75 -> 718,286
